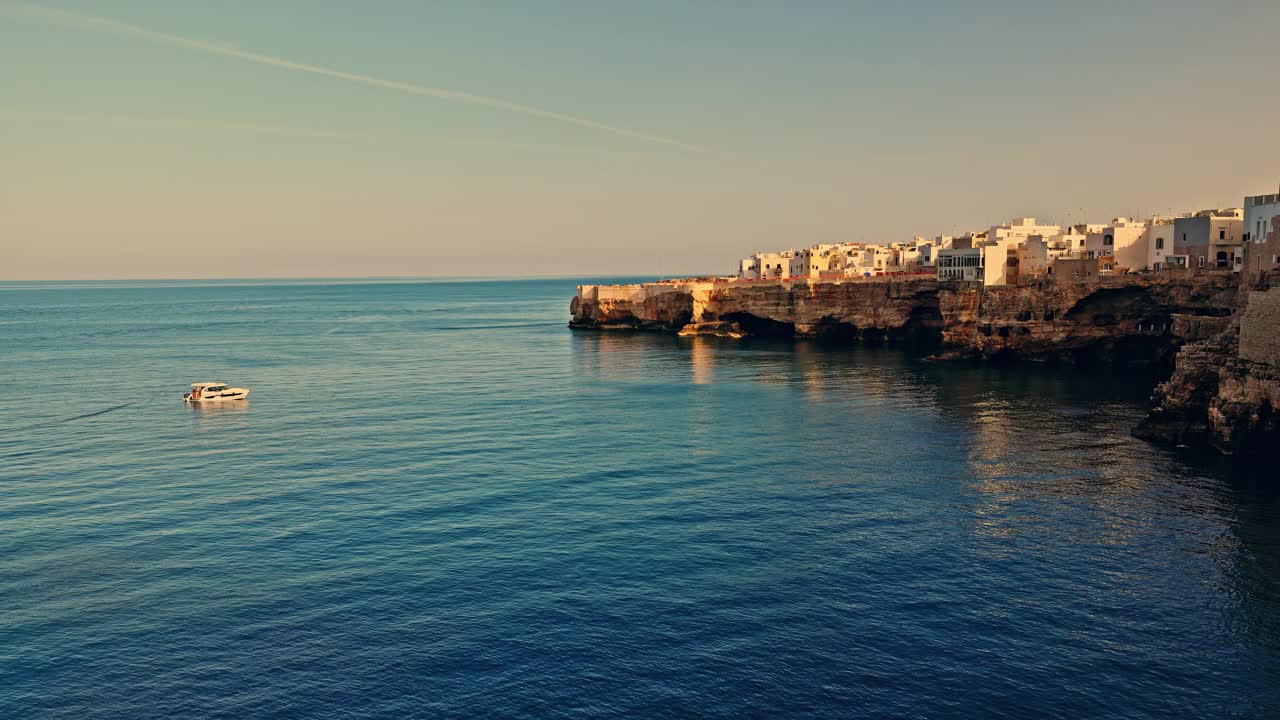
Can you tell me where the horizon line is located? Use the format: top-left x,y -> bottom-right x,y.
0,273 -> 710,285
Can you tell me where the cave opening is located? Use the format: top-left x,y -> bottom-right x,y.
720,312 -> 797,339
888,305 -> 944,351
810,316 -> 859,342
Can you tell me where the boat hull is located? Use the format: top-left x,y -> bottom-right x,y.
184,389 -> 250,402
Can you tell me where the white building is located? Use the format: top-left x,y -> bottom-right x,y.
980,218 -> 1062,285
738,251 -> 793,280
1144,220 -> 1176,270
1085,218 -> 1149,272
1023,231 -> 1082,278
788,249 -> 811,279
988,217 -> 1062,245
937,247 -> 983,281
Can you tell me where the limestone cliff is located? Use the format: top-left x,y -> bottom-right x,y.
571,275 -> 1237,363
569,284 -> 695,331
574,278 -> 943,341
1135,286 -> 1280,455
570,273 -> 1274,455
937,275 -> 1238,364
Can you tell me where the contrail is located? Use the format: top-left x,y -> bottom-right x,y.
3,2 -> 709,153
3,108 -> 649,155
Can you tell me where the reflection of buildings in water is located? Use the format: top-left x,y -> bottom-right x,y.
788,343 -> 937,409
570,332 -> 626,379
962,398 -> 1025,482
947,374 -> 1192,555
793,343 -> 829,403
931,366 -> 1153,478
684,337 -> 719,453
688,336 -> 715,385
570,331 -> 685,383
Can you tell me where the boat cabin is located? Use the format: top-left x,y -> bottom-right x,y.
184,381 -> 249,402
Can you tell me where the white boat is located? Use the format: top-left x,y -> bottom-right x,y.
184,382 -> 250,402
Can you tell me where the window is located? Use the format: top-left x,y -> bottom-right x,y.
1198,255 -> 1205,268
1156,237 -> 1164,250
1104,234 -> 1113,246
1183,233 -> 1187,242
1219,229 -> 1226,241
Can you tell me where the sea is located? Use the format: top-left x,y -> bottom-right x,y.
2,278 -> 1278,719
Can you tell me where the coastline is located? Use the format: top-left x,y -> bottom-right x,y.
570,273 -> 1280,456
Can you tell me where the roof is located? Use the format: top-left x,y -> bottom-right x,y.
191,382 -> 228,387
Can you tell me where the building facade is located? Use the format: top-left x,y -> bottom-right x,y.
1144,220 -> 1176,270
937,247 -> 983,281
1173,209 -> 1244,271
1245,189 -> 1280,285
1085,218 -> 1149,271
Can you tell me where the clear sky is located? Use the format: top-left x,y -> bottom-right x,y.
3,0 -> 1279,280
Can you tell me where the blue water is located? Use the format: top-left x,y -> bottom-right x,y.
3,278 -> 1279,719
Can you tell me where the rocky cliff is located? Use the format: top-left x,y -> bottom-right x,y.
571,273 -> 1276,455
572,274 -> 1237,362
1134,285 -> 1280,456
572,278 -> 944,342
937,274 -> 1238,364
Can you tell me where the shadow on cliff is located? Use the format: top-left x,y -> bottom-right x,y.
1064,287 -> 1174,364
720,312 -> 796,339
718,306 -> 945,352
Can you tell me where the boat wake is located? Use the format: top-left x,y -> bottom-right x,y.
22,391 -> 166,430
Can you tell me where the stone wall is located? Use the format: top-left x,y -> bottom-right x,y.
1240,288 -> 1280,366
1172,314 -> 1232,343
1243,214 -> 1280,287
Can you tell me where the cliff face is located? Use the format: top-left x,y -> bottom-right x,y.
1135,286 -> 1280,455
572,275 -> 1237,362
572,278 -> 943,341
699,279 -> 943,341
938,275 -> 1238,364
569,284 -> 695,331
571,274 -> 1277,455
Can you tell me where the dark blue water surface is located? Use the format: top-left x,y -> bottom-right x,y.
3,278 -> 1279,719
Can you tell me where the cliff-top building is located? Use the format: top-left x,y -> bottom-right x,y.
1173,208 -> 1244,271
1244,187 -> 1280,284
735,201 -> 1255,286
982,218 -> 1062,286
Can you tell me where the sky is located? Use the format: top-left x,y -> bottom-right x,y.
3,0 -> 1280,280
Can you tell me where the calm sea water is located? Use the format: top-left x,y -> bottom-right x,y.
2,278 -> 1279,719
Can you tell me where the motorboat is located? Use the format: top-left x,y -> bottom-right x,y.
184,382 -> 250,402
